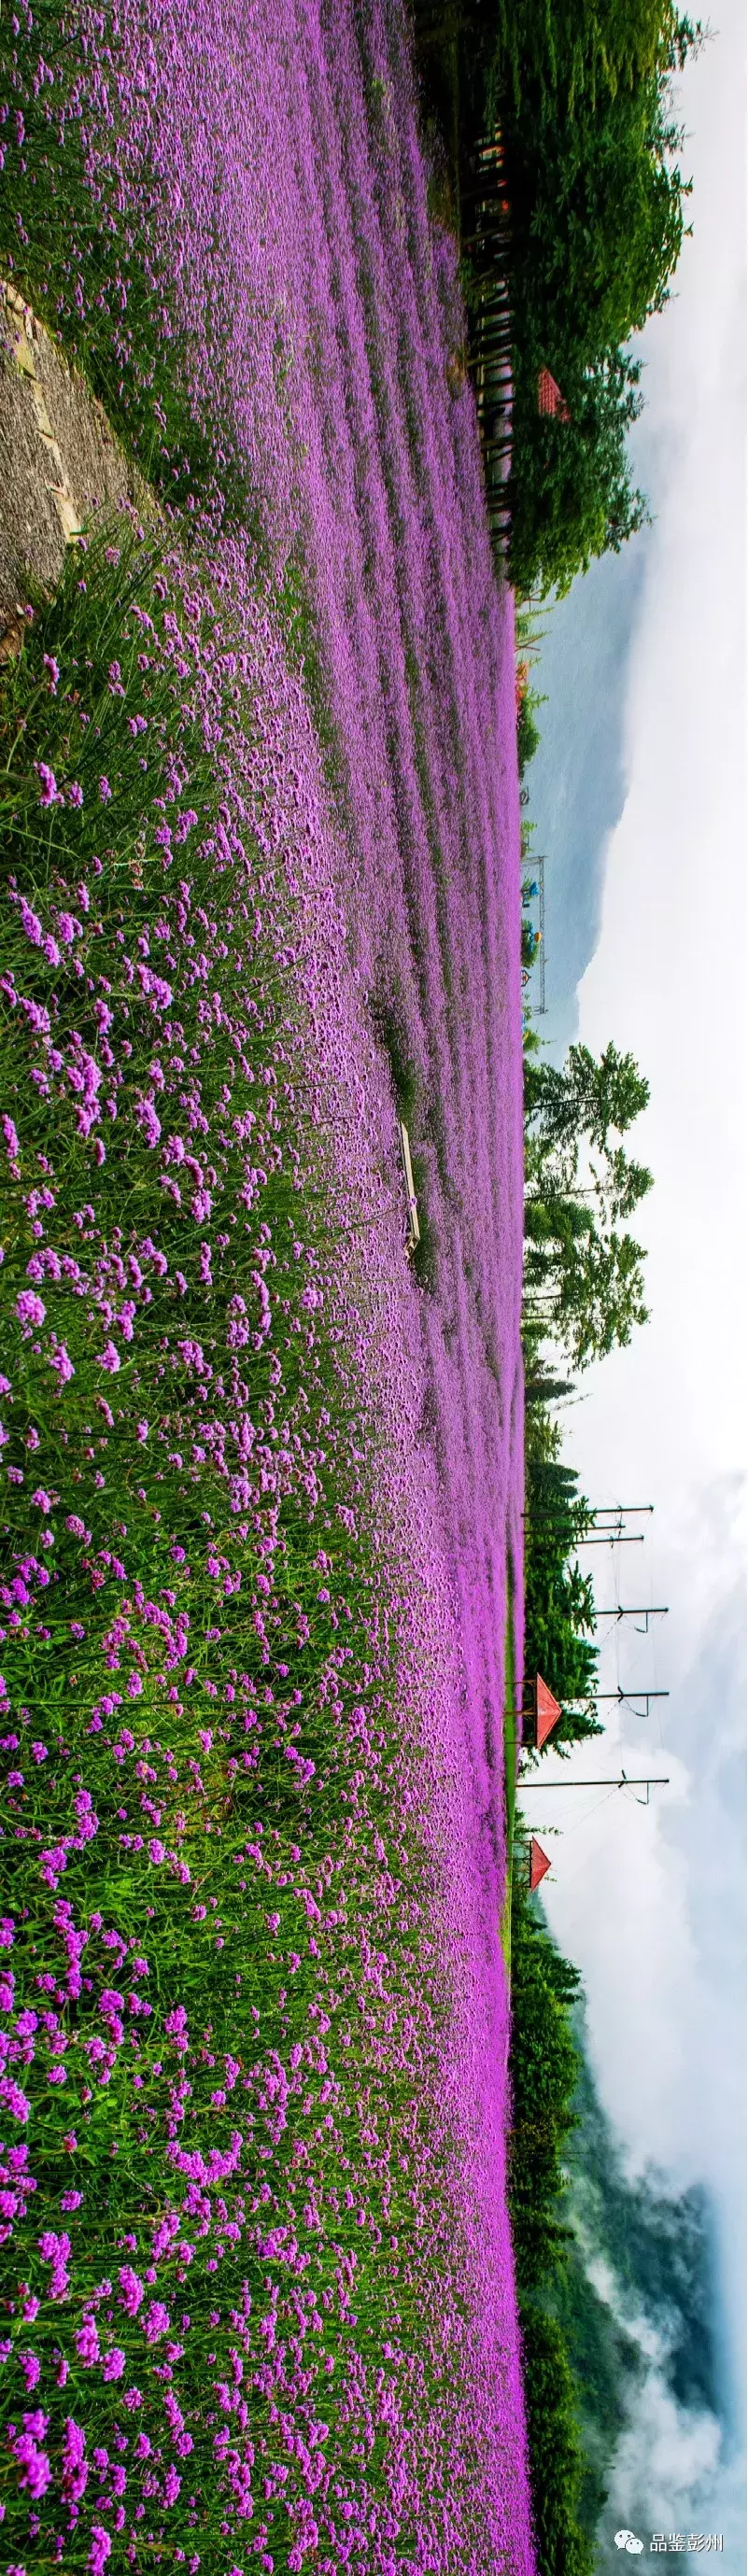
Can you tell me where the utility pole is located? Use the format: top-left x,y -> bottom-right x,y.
593,1606 -> 669,1629
595,1688 -> 669,1709
519,1772 -> 669,1806
524,1505 -> 654,1523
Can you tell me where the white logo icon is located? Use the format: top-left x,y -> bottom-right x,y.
614,2536 -> 644,2556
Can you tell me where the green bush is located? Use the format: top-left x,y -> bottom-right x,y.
517,689 -> 543,775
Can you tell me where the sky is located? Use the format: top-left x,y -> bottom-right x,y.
516,3 -> 747,2555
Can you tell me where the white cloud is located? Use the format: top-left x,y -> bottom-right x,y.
613,2370 -> 724,2530
582,2245 -> 744,2555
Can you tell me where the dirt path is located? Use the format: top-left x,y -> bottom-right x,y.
0,281 -> 148,650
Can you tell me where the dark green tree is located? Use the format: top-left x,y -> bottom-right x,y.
488,5 -> 700,591
524,1457 -> 601,1745
508,347 -> 651,600
508,1867 -> 596,2576
525,1219 -> 649,1371
525,1041 -> 650,1157
524,1040 -> 652,1367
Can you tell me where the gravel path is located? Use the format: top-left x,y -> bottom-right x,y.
0,280 -> 148,649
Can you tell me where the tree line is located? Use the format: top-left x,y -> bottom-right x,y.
524,1034 -> 652,1370
515,1028 -> 656,2546
411,0 -> 703,595
521,1032 -> 652,1747
508,1852 -> 599,2576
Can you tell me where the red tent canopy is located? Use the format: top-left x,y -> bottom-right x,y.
522,1674 -> 563,1751
537,365 -> 571,421
529,1837 -> 552,1892
536,1675 -> 562,1750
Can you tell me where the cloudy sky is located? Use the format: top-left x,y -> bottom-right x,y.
517,1 -> 746,2554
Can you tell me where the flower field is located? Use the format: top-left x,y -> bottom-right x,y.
0,3 -> 529,2570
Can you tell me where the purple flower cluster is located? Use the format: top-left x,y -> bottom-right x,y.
0,0 -> 531,2567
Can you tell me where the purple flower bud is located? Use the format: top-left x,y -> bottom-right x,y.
15,1288 -> 45,1331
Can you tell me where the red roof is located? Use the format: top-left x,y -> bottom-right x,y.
536,1675 -> 563,1751
522,1674 -> 563,1751
529,1837 -> 552,1892
538,365 -> 571,422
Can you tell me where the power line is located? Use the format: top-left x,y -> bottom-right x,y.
578,1534 -> 644,1547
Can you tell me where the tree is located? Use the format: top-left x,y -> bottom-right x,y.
604,1145 -> 654,1221
524,1043 -> 653,1356
517,685 -> 544,774
492,3 -> 702,121
525,1217 -> 649,1371
508,1869 -> 596,2576
525,1041 -> 650,1154
554,1223 -> 649,1370
488,7 -> 701,594
524,1456 -> 602,1742
508,351 -> 650,601
412,1 -> 702,597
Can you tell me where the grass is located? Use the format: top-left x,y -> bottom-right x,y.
368,991 -> 421,1137
409,1150 -> 439,1292
367,997 -> 441,1294
507,1861 -> 598,2576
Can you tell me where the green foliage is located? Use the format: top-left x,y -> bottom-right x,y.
0,522 -> 214,868
489,5 -> 700,594
509,1865 -> 583,2295
517,686 -> 543,774
410,1147 -> 440,1291
523,1458 -> 602,1748
525,1370 -> 575,1409
490,41 -> 693,351
520,2308 -> 597,2576
492,1 -> 700,123
412,0 -> 701,596
519,1041 -> 653,1736
526,1220 -> 650,1371
509,1865 -> 595,2576
526,1041 -> 651,1156
367,995 -> 439,1288
508,351 -> 651,600
508,1874 -> 656,2564
370,989 -> 421,1133
524,1041 -> 653,1372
